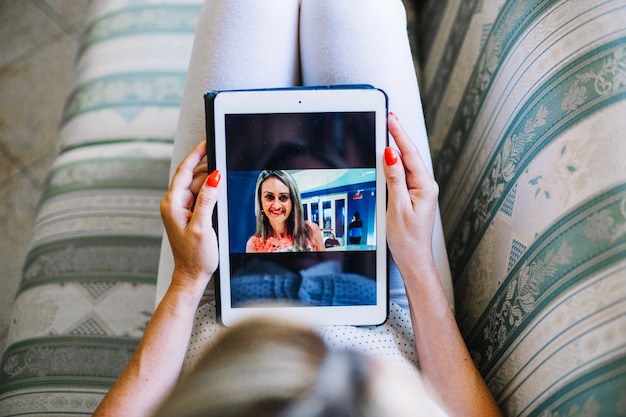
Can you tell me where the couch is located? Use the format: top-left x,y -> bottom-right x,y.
1,0 -> 624,416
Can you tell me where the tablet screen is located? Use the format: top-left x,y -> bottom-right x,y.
209,87 -> 388,326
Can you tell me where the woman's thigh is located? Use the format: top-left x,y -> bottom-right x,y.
299,0 -> 425,157
173,0 -> 301,168
299,0 -> 454,308
157,0 -> 301,304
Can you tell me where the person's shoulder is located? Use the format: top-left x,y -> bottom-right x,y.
246,236 -> 260,252
305,221 -> 321,232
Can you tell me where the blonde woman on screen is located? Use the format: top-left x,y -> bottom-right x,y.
246,170 -> 324,253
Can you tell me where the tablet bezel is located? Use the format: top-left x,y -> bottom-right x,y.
208,86 -> 389,326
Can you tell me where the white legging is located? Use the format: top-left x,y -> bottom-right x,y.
156,0 -> 454,310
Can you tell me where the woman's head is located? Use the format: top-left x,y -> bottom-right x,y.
259,176 -> 293,227
154,317 -> 329,417
254,170 -> 309,249
154,317 -> 447,417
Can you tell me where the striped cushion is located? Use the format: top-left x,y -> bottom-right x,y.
0,1 -> 202,415
419,1 -> 626,416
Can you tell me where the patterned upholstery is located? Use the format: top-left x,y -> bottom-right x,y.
0,1 -> 202,415
1,0 -> 624,416
418,1 -> 626,416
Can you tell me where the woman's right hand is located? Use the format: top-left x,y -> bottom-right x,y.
383,113 -> 439,273
95,142 -> 222,417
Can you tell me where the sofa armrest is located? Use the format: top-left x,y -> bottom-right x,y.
0,1 -> 202,415
419,1 -> 626,416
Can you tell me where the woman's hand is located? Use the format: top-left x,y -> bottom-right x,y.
191,158 -> 210,195
95,141 -> 222,417
160,140 -> 221,299
383,113 -> 502,417
383,112 -> 438,273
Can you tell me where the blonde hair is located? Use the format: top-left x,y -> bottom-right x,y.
154,317 -> 378,417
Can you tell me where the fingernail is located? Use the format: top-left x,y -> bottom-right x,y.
389,111 -> 399,121
206,170 -> 221,187
384,147 -> 398,166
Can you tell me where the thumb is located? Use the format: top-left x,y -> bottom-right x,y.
190,169 -> 221,230
383,147 -> 408,204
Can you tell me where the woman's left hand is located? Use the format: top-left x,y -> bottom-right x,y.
95,141 -> 222,417
160,141 -> 221,298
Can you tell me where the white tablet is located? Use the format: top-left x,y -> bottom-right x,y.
205,86 -> 388,326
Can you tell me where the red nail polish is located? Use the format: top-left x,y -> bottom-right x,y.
206,170 -> 221,187
384,147 -> 398,166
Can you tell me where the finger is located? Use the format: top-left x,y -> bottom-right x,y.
169,140 -> 208,195
193,161 -> 209,178
190,162 -> 209,196
383,146 -> 409,206
161,141 -> 208,228
388,113 -> 433,187
188,169 -> 221,233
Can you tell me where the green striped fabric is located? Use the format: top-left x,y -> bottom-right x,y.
419,0 -> 626,416
80,4 -> 201,51
0,1 -> 202,415
62,72 -> 188,124
59,1 -> 201,151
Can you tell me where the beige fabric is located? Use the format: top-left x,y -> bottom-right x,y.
419,0 -> 626,415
